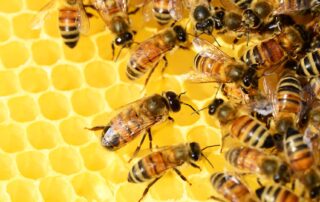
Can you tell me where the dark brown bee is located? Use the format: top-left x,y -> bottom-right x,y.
128,142 -> 217,202
90,0 -> 135,58
225,146 -> 292,184
274,72 -> 303,134
86,91 -> 198,159
126,25 -> 187,86
255,185 -> 300,202
294,48 -> 320,77
210,172 -> 257,202
31,0 -> 90,48
284,128 -> 314,172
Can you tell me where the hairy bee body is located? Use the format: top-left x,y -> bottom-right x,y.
296,48 -> 320,77
153,0 -> 172,25
255,185 -> 300,202
284,128 -> 314,172
210,172 -> 256,202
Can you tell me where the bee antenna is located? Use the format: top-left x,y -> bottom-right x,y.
201,144 -> 220,151
211,34 -> 221,47
201,152 -> 214,169
180,101 -> 200,115
192,105 -> 208,115
115,46 -> 125,62
170,21 -> 177,27
177,91 -> 187,99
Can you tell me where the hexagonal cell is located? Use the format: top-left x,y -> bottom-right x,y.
0,154 -> 17,180
38,92 -> 71,120
32,39 -> 60,65
84,61 -> 117,88
99,155 -> 128,184
0,70 -> 19,96
80,142 -> 109,171
27,121 -> 59,149
49,146 -> 82,174
183,81 -> 219,100
71,88 -> 105,116
116,183 -> 145,202
0,184 -> 10,202
0,0 -> 22,13
63,37 -> 95,62
7,179 -> 42,202
0,124 -> 27,153
151,124 -> 184,147
186,126 -> 221,150
26,0 -> 52,11
39,176 -> 75,202
43,12 -> 60,38
169,98 -> 200,126
59,116 -> 91,145
19,67 -> 49,93
0,16 -> 11,42
8,95 -> 39,122
16,151 -> 49,179
0,101 -> 8,123
0,41 -> 29,68
185,174 -> 213,201
51,64 -> 82,90
96,34 -> 114,60
13,13 -> 40,39
165,49 -> 195,75
71,172 -> 113,201
105,83 -> 141,109
145,76 -> 182,95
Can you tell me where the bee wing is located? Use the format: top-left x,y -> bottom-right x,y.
168,0 -> 183,21
77,0 -> 90,34
30,0 -> 58,30
218,0 -> 243,14
273,1 -> 311,14
142,0 -> 154,22
116,0 -> 128,12
187,71 -> 232,83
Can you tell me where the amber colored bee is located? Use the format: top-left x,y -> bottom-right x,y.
225,146 -> 292,183
126,25 -> 187,86
31,0 -> 90,48
255,185 -> 300,202
190,37 -> 258,99
89,0 -> 135,58
273,72 -> 303,134
284,127 -> 314,172
87,91 -> 197,159
294,48 -> 320,77
210,172 -> 257,202
128,142 -> 217,202
241,25 -> 307,68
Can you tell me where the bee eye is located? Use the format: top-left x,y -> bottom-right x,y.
115,36 -> 124,45
164,91 -> 181,112
124,32 -> 133,40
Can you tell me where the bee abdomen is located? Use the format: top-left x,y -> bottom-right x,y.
194,53 -> 220,75
128,160 -> 151,183
256,185 -> 299,202
153,0 -> 171,25
233,0 -> 253,10
59,8 -> 80,48
297,49 -> 320,77
126,59 -> 148,80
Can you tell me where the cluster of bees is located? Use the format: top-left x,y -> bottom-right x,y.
32,0 -> 320,201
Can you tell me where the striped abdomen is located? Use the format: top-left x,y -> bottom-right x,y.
297,49 -> 320,77
256,185 -> 299,202
241,38 -> 286,67
278,0 -> 312,12
233,0 -> 253,10
230,115 -> 274,148
284,128 -> 314,172
225,147 -> 263,173
210,172 -> 254,202
153,0 -> 171,25
58,7 -> 80,48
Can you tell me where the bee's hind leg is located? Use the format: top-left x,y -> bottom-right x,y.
85,126 -> 105,131
138,176 -> 162,202
129,132 -> 148,163
161,56 -> 168,74
143,62 -> 159,90
147,128 -> 153,150
173,168 -> 192,186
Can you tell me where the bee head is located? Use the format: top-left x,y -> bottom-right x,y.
163,91 -> 181,112
189,142 -> 201,161
193,5 -> 211,22
208,98 -> 224,115
115,32 -> 133,46
243,9 -> 261,29
242,66 -> 258,88
173,25 -> 187,42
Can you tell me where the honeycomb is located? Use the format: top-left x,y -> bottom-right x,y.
0,1 -> 260,202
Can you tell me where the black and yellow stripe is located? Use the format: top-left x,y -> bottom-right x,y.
59,7 -> 80,48
297,49 -> 320,77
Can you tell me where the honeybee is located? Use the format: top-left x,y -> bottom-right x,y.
294,48 -> 320,77
255,185 -> 300,202
190,37 -> 259,99
128,142 -> 218,202
210,172 -> 257,202
284,127 -> 314,172
87,91 -> 198,159
89,0 -> 135,58
31,0 -> 90,48
299,167 -> 320,200
273,72 -> 303,134
241,25 -> 308,68
225,146 -> 292,184
126,25 -> 187,86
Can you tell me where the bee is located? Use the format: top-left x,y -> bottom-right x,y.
225,146 -> 292,184
128,142 -> 218,202
273,72 -> 303,134
86,91 -> 198,160
241,25 -> 308,68
284,128 -> 314,172
190,37 -> 259,99
126,25 -> 187,86
31,0 -> 90,48
255,185 -> 300,202
294,48 -> 320,77
210,172 -> 257,202
299,167 -> 320,200
89,0 -> 135,58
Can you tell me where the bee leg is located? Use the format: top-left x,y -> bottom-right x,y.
129,132 -> 148,163
220,134 -> 230,153
291,179 -> 296,191
168,116 -> 175,122
173,168 -> 192,186
189,162 -> 201,171
147,129 -> 152,150
209,196 -> 224,202
143,62 -> 159,89
257,178 -> 263,187
85,126 -> 105,131
128,7 -> 140,15
138,176 -> 162,202
161,56 -> 168,74
111,42 -> 115,61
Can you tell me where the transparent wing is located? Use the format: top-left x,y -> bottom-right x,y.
168,0 -> 183,21
187,71 -> 233,83
30,0 -> 58,30
77,0 -> 90,34
116,0 -> 128,12
218,0 -> 243,14
274,0 -> 312,14
142,0 -> 154,22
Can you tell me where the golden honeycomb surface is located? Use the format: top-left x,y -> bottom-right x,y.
0,0 -> 262,201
